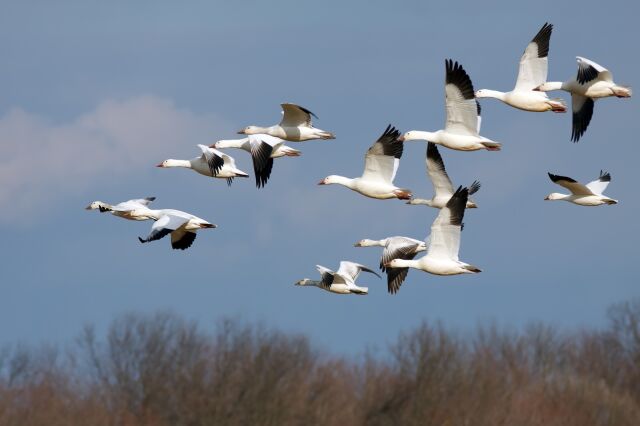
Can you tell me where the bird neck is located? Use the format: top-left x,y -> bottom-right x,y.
215,139 -> 247,149
391,259 -> 420,268
360,239 -> 387,247
477,89 -> 506,100
163,159 -> 192,168
328,175 -> 355,188
538,82 -> 563,92
406,131 -> 437,142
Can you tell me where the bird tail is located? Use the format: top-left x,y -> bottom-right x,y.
351,287 -> 368,295
283,147 -> 302,157
393,189 -> 413,200
481,142 -> 501,151
463,264 -> 482,273
317,130 -> 336,140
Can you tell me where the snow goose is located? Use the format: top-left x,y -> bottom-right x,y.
157,145 -> 249,186
85,197 -> 157,221
138,209 -> 217,250
535,57 -> 632,141
354,237 -> 427,294
385,186 -> 481,280
406,142 -> 481,208
545,171 -> 617,206
400,60 -> 501,151
211,134 -> 301,188
475,23 -> 566,112
238,103 -> 335,142
318,125 -> 412,200
295,261 -> 380,295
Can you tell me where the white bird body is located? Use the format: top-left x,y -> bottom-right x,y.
386,186 -> 481,281
239,103 -> 335,142
545,171 -> 618,206
85,197 -> 156,221
407,142 -> 481,209
535,57 -> 631,141
138,208 -> 216,250
157,145 -> 249,185
212,135 -> 301,187
401,60 -> 501,152
319,125 -> 412,200
475,23 -> 566,113
295,261 -> 380,295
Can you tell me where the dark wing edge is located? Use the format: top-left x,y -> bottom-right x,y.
571,97 -> 595,142
548,172 -> 578,184
445,59 -> 475,100
446,186 -> 469,226
372,124 -> 403,159
530,22 -> 553,58
251,141 -> 275,188
171,232 -> 197,250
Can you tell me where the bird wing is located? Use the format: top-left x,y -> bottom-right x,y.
426,142 -> 454,199
279,103 -> 318,127
362,125 -> 403,183
585,170 -> 611,195
197,144 -> 226,176
170,230 -> 197,250
570,94 -> 595,142
547,173 -> 594,195
249,139 -> 275,188
444,59 -> 479,136
139,214 -> 189,243
316,265 -> 337,288
576,56 -> 613,84
426,186 -> 468,261
336,261 -> 381,285
111,197 -> 156,212
381,238 -> 422,294
515,23 -> 553,91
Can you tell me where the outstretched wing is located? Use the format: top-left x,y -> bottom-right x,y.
381,238 -> 422,294
576,57 -> 613,85
515,23 -> 553,90
336,261 -> 381,284
170,230 -> 197,250
585,170 -> 611,195
547,173 -> 593,195
279,103 -> 318,127
444,59 -> 479,136
426,142 -> 454,199
427,186 -> 468,261
571,94 -> 594,143
197,144 -> 225,176
250,139 -> 275,188
316,265 -> 336,288
362,125 -> 403,183
138,214 -> 189,244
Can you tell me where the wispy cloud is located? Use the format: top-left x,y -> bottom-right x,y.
0,96 -> 232,223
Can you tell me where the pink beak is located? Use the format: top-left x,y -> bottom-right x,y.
156,162 -> 164,167
318,179 -> 326,185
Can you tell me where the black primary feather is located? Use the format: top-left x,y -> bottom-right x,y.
571,97 -> 594,142
172,232 -> 196,250
138,227 -> 172,244
530,22 -> 553,58
548,173 -> 577,184
577,63 -> 600,85
206,152 -> 225,176
251,141 -> 275,188
370,124 -> 403,159
468,180 -> 481,195
297,105 -> 319,120
598,170 -> 611,182
445,59 -> 475,100
446,186 -> 469,226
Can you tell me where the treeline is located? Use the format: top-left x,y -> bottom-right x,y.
1,300 -> 640,426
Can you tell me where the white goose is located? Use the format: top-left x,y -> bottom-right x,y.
545,171 -> 618,206
407,142 -> 481,209
318,125 -> 412,200
401,59 -> 501,151
354,237 -> 427,294
295,261 -> 380,295
475,23 -> 566,113
386,186 -> 481,280
85,197 -> 156,221
238,103 -> 335,142
157,145 -> 249,185
138,209 -> 217,250
211,134 -> 301,188
535,57 -> 632,141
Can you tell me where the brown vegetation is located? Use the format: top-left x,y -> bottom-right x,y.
1,300 -> 640,425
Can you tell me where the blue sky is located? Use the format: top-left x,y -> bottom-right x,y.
0,0 -> 638,354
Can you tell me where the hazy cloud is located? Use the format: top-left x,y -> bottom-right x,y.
0,96 -> 232,223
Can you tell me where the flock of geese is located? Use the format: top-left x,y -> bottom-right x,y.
87,23 -> 630,295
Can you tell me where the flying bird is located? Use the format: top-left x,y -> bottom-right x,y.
535,57 -> 631,141
545,171 -> 618,206
385,186 -> 481,284
475,23 -> 566,112
238,103 -> 335,142
211,134 -> 301,188
406,142 -> 481,208
318,124 -> 412,199
400,59 -> 502,151
295,261 -> 380,295
85,197 -> 157,221
157,145 -> 249,186
354,237 -> 427,294
138,209 -> 217,250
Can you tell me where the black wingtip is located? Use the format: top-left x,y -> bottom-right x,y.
146,196 -> 156,202
531,22 -> 553,58
599,170 -> 611,182
445,59 -> 475,99
138,237 -> 146,244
